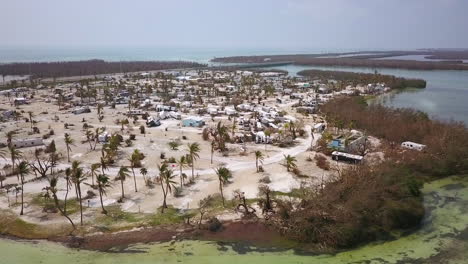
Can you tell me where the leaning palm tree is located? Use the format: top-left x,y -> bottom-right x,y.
283,154 -> 297,172
159,164 -> 176,213
97,174 -> 111,214
115,166 -> 130,201
64,133 -> 74,162
215,167 -> 232,207
187,143 -> 200,181
63,167 -> 73,214
48,176 -> 75,231
71,161 -> 87,225
255,150 -> 264,173
18,161 -> 30,215
176,155 -> 187,188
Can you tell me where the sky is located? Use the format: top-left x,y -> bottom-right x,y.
1,0 -> 468,50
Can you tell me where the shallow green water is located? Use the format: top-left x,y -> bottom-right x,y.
1,176 -> 467,264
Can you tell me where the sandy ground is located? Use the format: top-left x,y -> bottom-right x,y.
0,90 -> 331,225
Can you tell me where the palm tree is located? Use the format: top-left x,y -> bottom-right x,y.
28,111 -> 34,132
115,167 -> 130,201
231,117 -> 237,137
129,149 -> 144,192
140,167 -> 148,185
71,161 -> 86,225
215,167 -> 232,207
90,163 -> 100,186
187,143 -> 200,181
255,151 -> 264,172
96,174 -> 111,214
6,130 -> 17,147
63,167 -> 72,214
283,154 -> 297,172
64,133 -> 74,162
85,129 -> 94,150
176,155 -> 187,188
99,156 -> 108,175
168,141 -> 180,150
159,163 -> 176,213
8,146 -> 22,181
17,161 -> 30,215
210,141 -> 215,164
47,176 -> 75,230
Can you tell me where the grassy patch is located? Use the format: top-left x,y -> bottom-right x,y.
271,188 -> 304,198
0,209 -> 72,239
30,194 -> 81,215
94,205 -> 142,229
145,206 -> 186,226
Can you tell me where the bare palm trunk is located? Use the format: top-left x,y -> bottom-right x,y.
191,162 -> 195,181
77,184 -> 83,225
120,179 -> 125,199
179,166 -> 184,188
219,181 -> 225,207
52,193 -> 75,231
20,175 -> 24,215
98,187 -> 107,214
12,162 -> 18,181
160,183 -> 167,213
132,168 -> 138,192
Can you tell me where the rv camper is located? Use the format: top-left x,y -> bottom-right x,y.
332,151 -> 363,163
146,117 -> 161,127
401,141 -> 426,151
11,138 -> 44,148
72,106 -> 91,114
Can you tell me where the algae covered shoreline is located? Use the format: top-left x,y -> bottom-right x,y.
1,175 -> 467,263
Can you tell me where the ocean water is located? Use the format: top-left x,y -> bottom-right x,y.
0,46 -> 357,64
1,46 -> 467,124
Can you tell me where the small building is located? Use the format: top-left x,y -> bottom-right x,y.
401,141 -> 426,151
182,117 -> 205,127
11,138 -> 44,148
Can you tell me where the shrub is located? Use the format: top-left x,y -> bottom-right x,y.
314,154 -> 331,170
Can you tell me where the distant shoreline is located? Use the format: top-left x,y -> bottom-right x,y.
212,50 -> 468,71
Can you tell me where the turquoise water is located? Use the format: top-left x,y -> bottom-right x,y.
1,176 -> 467,264
265,64 -> 468,124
